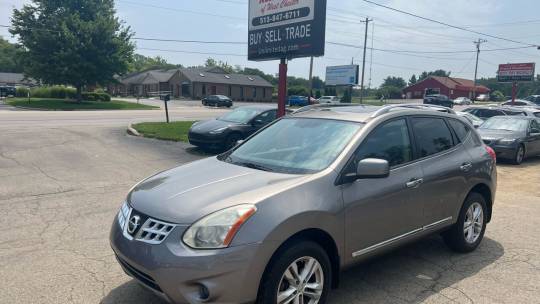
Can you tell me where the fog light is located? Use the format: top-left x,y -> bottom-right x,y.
198,284 -> 210,301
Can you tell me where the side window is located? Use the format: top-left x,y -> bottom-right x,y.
531,120 -> 540,133
354,119 -> 413,167
254,110 -> 276,126
411,117 -> 454,157
448,119 -> 471,143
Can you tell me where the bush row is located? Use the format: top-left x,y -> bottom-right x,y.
15,86 -> 111,101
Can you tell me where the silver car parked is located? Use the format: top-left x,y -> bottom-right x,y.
111,104 -> 497,304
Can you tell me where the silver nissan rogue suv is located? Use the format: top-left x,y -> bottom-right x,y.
111,104 -> 497,304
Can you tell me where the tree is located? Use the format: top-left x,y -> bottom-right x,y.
408,74 -> 417,86
382,76 -> 406,89
418,69 -> 451,81
0,37 -> 24,73
10,0 -> 135,101
128,54 -> 180,73
205,58 -> 218,68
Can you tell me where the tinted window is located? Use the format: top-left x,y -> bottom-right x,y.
476,109 -> 504,118
448,119 -> 471,143
354,119 -> 413,167
411,117 -> 454,157
502,110 -> 525,116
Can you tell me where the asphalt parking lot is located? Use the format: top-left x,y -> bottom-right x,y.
1,124 -> 539,304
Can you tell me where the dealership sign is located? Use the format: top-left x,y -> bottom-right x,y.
498,63 -> 536,82
325,65 -> 359,86
248,0 -> 327,61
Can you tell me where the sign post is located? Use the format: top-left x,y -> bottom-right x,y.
248,0 -> 327,117
497,63 -> 536,105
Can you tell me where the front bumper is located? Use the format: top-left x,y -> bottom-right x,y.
484,141 -> 518,160
188,131 -> 226,148
110,217 -> 267,304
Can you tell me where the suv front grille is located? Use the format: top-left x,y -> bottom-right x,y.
117,202 -> 176,244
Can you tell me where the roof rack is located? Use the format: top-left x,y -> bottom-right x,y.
293,103 -> 368,115
370,104 -> 456,118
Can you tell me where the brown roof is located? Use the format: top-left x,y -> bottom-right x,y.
425,76 -> 490,91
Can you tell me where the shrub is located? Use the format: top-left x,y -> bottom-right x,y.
81,92 -> 111,102
16,87 -> 29,97
29,86 -> 76,99
490,90 -> 505,102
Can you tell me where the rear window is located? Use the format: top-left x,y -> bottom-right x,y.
411,117 -> 454,158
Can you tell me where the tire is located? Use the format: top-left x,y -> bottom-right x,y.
443,192 -> 487,253
257,241 -> 331,304
512,144 -> 525,165
224,133 -> 242,150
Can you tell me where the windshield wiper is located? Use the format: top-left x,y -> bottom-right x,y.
235,161 -> 274,172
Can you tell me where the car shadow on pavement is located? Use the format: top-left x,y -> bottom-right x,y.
102,236 -> 503,304
497,155 -> 540,168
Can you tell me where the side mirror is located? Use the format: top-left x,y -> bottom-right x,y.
356,158 -> 390,179
341,158 -> 390,184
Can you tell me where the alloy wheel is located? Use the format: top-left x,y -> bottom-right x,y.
276,257 -> 324,304
516,146 -> 524,164
463,202 -> 484,244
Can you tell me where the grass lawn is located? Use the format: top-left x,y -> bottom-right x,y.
132,121 -> 196,142
7,98 -> 159,110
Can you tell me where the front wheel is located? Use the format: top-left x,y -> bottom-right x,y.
257,241 -> 331,304
443,192 -> 487,253
512,144 -> 525,165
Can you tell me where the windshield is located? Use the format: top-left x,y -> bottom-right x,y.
221,118 -> 362,174
218,108 -> 260,123
480,117 -> 529,132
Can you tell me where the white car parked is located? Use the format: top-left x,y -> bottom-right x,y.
317,96 -> 341,103
454,97 -> 472,105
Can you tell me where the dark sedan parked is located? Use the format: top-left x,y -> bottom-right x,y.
423,94 -> 454,108
202,95 -> 233,107
478,116 -> 540,164
189,105 -> 278,150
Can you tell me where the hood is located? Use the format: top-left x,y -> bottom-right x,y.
478,128 -> 524,140
190,119 -> 240,133
128,157 -> 306,224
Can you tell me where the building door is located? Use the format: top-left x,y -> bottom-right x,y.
211,86 -> 217,95
182,83 -> 190,97
240,86 -> 244,100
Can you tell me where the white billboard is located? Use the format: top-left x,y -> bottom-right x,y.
325,65 -> 359,86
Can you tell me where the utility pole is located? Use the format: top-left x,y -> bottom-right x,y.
472,38 -> 487,102
359,17 -> 373,104
368,23 -> 375,90
308,56 -> 314,102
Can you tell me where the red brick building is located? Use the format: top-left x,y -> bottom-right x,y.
403,76 -> 490,99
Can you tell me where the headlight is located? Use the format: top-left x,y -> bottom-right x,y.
498,138 -> 516,144
209,127 -> 228,134
117,201 -> 130,229
183,205 -> 257,249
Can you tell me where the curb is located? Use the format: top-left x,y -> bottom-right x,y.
127,123 -> 141,137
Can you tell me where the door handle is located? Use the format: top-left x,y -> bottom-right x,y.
460,163 -> 473,172
406,178 -> 423,188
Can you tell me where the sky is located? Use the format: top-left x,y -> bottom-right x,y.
1,0 -> 539,87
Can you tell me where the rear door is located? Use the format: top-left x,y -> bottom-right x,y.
410,116 -> 472,227
342,118 -> 424,258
